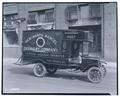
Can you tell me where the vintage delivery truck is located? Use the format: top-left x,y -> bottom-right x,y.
16,29 -> 107,83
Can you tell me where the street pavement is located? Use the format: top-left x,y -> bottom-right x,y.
2,58 -> 118,95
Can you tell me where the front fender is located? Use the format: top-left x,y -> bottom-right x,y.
80,57 -> 99,72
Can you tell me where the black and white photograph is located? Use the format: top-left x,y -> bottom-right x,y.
2,2 -> 118,95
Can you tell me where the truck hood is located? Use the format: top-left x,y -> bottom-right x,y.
82,56 -> 107,65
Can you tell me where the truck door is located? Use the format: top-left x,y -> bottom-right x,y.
71,41 -> 80,58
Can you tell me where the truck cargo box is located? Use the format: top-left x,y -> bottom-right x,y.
22,29 -> 93,60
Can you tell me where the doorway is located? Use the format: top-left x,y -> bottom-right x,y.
69,25 -> 102,57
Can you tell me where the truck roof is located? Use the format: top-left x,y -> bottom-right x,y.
23,29 -> 90,33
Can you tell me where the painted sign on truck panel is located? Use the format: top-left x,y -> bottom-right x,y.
22,30 -> 65,58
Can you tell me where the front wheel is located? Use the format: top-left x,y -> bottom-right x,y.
47,67 -> 57,74
33,63 -> 47,77
87,67 -> 103,83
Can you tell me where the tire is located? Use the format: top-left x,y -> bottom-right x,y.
87,67 -> 103,83
47,67 -> 57,74
100,65 -> 107,78
33,63 -> 47,77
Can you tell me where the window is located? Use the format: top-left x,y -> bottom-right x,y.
38,9 -> 54,23
27,12 -> 37,24
89,4 -> 101,18
4,14 -> 17,26
38,11 -> 45,23
4,16 -> 13,26
66,6 -> 78,20
78,5 -> 81,19
27,9 -> 54,24
45,9 -> 54,23
4,29 -> 18,46
3,14 -> 19,47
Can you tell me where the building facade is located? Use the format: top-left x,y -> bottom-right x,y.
3,3 -> 117,62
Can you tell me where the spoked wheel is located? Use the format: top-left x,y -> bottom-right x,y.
100,65 -> 107,78
47,67 -> 57,74
33,63 -> 47,77
87,67 -> 103,83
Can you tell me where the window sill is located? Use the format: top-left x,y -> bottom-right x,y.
67,18 -> 78,21
3,45 -> 20,48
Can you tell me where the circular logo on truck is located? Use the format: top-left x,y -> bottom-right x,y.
36,37 -> 45,48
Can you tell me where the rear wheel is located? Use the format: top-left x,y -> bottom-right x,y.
33,63 -> 47,77
47,67 -> 57,74
87,67 -> 102,83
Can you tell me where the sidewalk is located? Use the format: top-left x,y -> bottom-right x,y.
106,62 -> 117,69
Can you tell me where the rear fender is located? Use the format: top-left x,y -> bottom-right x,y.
33,59 -> 47,66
